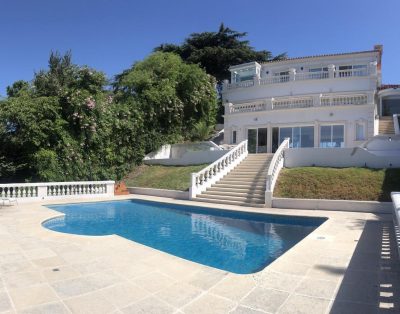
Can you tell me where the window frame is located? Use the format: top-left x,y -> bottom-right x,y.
319,124 -> 345,148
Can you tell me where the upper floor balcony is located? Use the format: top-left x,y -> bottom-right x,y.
223,62 -> 378,92
224,92 -> 374,115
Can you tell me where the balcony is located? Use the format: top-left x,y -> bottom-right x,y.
224,66 -> 374,91
225,93 -> 371,115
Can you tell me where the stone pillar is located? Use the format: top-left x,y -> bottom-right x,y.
289,68 -> 296,81
314,120 -> 320,148
265,98 -> 273,111
224,102 -> 233,115
37,186 -> 47,200
253,74 -> 260,86
328,64 -> 335,78
369,61 -> 378,76
313,94 -> 322,107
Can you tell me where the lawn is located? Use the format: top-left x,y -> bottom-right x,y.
274,167 -> 400,202
124,164 -> 208,191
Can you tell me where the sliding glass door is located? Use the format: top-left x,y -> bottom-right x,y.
247,128 -> 268,153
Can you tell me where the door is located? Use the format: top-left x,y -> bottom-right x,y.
257,128 -> 268,153
248,129 -> 257,153
247,128 -> 268,153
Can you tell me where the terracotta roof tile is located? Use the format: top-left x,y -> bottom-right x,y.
262,50 -> 379,64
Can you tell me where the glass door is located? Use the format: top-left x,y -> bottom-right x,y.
247,128 -> 268,153
257,128 -> 268,153
248,129 -> 257,153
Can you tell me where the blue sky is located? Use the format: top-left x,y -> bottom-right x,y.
1,0 -> 399,96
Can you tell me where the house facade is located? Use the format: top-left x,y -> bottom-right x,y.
222,45 -> 400,154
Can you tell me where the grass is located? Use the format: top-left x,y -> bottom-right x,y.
124,164 -> 208,191
274,167 -> 400,202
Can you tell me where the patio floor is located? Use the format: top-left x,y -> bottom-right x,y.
0,195 -> 399,314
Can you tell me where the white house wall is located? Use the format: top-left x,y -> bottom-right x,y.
223,49 -> 382,150
225,104 -> 374,149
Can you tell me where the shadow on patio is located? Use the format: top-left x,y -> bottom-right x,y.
319,217 -> 400,313
332,218 -> 399,313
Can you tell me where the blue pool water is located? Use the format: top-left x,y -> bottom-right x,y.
43,200 -> 326,274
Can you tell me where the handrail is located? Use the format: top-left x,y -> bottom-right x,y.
189,140 -> 248,199
265,138 -> 290,207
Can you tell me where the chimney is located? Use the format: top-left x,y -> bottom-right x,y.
374,44 -> 383,71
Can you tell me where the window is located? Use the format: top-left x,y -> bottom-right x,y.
338,65 -> 367,77
232,130 -> 237,144
355,123 -> 365,141
279,126 -> 314,148
309,67 -> 328,72
309,67 -> 328,79
233,67 -> 256,82
273,71 -> 289,83
320,125 -> 344,148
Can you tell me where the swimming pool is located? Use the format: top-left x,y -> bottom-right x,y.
43,200 -> 326,274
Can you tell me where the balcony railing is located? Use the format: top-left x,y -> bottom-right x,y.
225,67 -> 373,91
225,93 -> 370,115
273,98 -> 313,110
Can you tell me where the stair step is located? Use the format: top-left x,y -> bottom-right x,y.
210,184 -> 265,191
204,190 -> 265,198
194,197 -> 265,207
219,177 -> 266,183
197,194 -> 264,203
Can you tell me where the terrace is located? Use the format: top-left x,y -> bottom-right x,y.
0,194 -> 399,313
223,62 -> 376,91
224,92 -> 372,115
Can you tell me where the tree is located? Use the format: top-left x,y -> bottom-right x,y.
114,52 -> 217,150
155,23 -> 286,83
0,51 -> 145,182
6,80 -> 30,97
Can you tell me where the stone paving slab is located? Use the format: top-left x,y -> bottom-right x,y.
0,195 -> 398,313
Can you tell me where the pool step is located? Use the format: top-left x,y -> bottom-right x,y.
195,153 -> 274,207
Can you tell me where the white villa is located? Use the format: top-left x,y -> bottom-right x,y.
188,45 -> 400,207
222,45 -> 400,153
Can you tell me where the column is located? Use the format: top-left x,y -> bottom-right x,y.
289,68 -> 296,81
224,102 -> 233,115
314,120 -> 320,148
328,64 -> 335,79
369,61 -> 378,76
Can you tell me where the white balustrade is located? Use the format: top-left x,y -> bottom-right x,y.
230,102 -> 265,114
336,68 -> 369,78
227,80 -> 254,89
296,71 -> 329,81
0,181 -> 115,203
320,94 -> 368,107
225,65 -> 370,91
272,98 -> 313,110
227,93 -> 369,115
190,140 -> 248,199
265,138 -> 290,207
260,75 -> 290,85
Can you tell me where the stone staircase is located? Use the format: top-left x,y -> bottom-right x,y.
195,153 -> 273,207
379,117 -> 395,135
